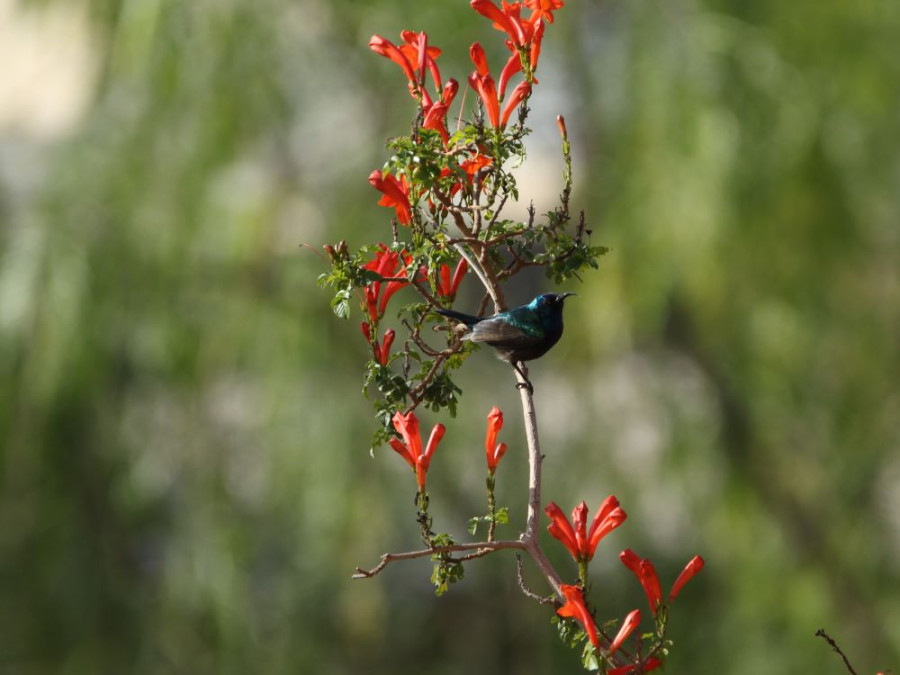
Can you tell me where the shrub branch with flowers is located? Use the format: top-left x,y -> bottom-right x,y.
317,1 -> 704,671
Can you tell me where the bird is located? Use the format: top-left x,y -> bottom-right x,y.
435,292 -> 575,390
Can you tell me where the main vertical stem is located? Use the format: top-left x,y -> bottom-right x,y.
515,364 -> 563,599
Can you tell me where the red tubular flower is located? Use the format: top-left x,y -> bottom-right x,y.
469,42 -> 490,76
500,80 -> 532,127
422,78 -> 458,145
361,245 -> 421,322
668,555 -> 705,604
369,35 -> 418,84
390,410 -> 445,492
485,405 -> 507,472
369,170 -> 412,225
370,32 -> 445,104
620,549 -> 663,615
373,328 -> 396,365
399,30 -> 443,96
608,658 -> 662,675
608,609 -> 641,656
471,0 -> 527,46
468,42 -> 532,129
360,321 -> 372,342
362,246 -> 400,322
529,18 -> 545,70
557,584 -> 599,649
587,495 -> 627,553
449,257 -> 468,296
468,71 -> 500,128
461,152 -> 492,178
379,251 -> 424,317
441,78 -> 459,107
437,258 -> 468,299
423,101 -> 451,144
545,502 -> 580,559
546,497 -> 627,562
498,50 -> 523,101
524,0 -> 564,24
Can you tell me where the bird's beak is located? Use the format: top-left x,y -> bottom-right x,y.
561,292 -> 576,300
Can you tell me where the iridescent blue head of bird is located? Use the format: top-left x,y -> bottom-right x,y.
528,292 -> 576,310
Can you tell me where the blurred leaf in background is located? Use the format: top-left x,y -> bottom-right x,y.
0,0 -> 898,673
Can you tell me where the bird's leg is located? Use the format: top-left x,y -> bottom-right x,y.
513,361 -> 533,393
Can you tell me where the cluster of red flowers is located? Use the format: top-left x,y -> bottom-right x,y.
548,499 -> 705,668
545,497 -> 627,562
389,410 -> 445,493
360,323 -> 395,366
357,245 -> 468,364
360,244 -> 420,324
368,0 -> 565,227
620,549 -> 706,614
436,258 -> 468,300
368,171 -> 411,226
387,405 -> 510,494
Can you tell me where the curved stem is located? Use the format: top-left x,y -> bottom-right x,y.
515,364 -> 563,599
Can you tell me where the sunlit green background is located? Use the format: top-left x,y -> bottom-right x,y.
2,0 -> 898,672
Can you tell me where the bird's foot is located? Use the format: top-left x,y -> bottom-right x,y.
512,361 -> 533,393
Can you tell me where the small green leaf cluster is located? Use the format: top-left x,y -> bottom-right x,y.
430,533 -> 464,596
467,507 -> 509,537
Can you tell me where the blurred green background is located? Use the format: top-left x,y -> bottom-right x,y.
1,0 -> 899,672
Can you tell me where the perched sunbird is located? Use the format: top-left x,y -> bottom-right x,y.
436,292 -> 575,390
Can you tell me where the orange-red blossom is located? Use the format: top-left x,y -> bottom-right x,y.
436,258 -> 468,299
369,170 -> 412,225
361,244 -> 417,323
609,609 -> 642,656
556,584 -> 599,649
484,406 -> 508,473
389,410 -> 445,493
545,496 -> 627,562
468,42 -> 532,129
360,323 -> 395,366
620,549 -> 705,615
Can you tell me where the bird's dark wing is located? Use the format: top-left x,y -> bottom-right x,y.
466,314 -> 543,345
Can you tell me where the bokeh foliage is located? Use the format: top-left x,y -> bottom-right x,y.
1,0 -> 898,673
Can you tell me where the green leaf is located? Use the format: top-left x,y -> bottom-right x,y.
331,288 -> 351,319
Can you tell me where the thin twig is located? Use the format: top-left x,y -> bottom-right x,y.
515,554 -> 556,605
816,629 -> 859,675
353,539 -> 526,579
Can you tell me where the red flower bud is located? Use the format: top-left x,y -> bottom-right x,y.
668,555 -> 705,604
608,609 -> 641,656
485,406 -> 507,472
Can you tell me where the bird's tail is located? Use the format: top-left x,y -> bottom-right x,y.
434,308 -> 483,326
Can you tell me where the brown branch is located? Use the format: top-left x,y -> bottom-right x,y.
407,353 -> 451,405
352,539 -> 526,579
513,363 -> 563,599
484,192 -> 510,231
